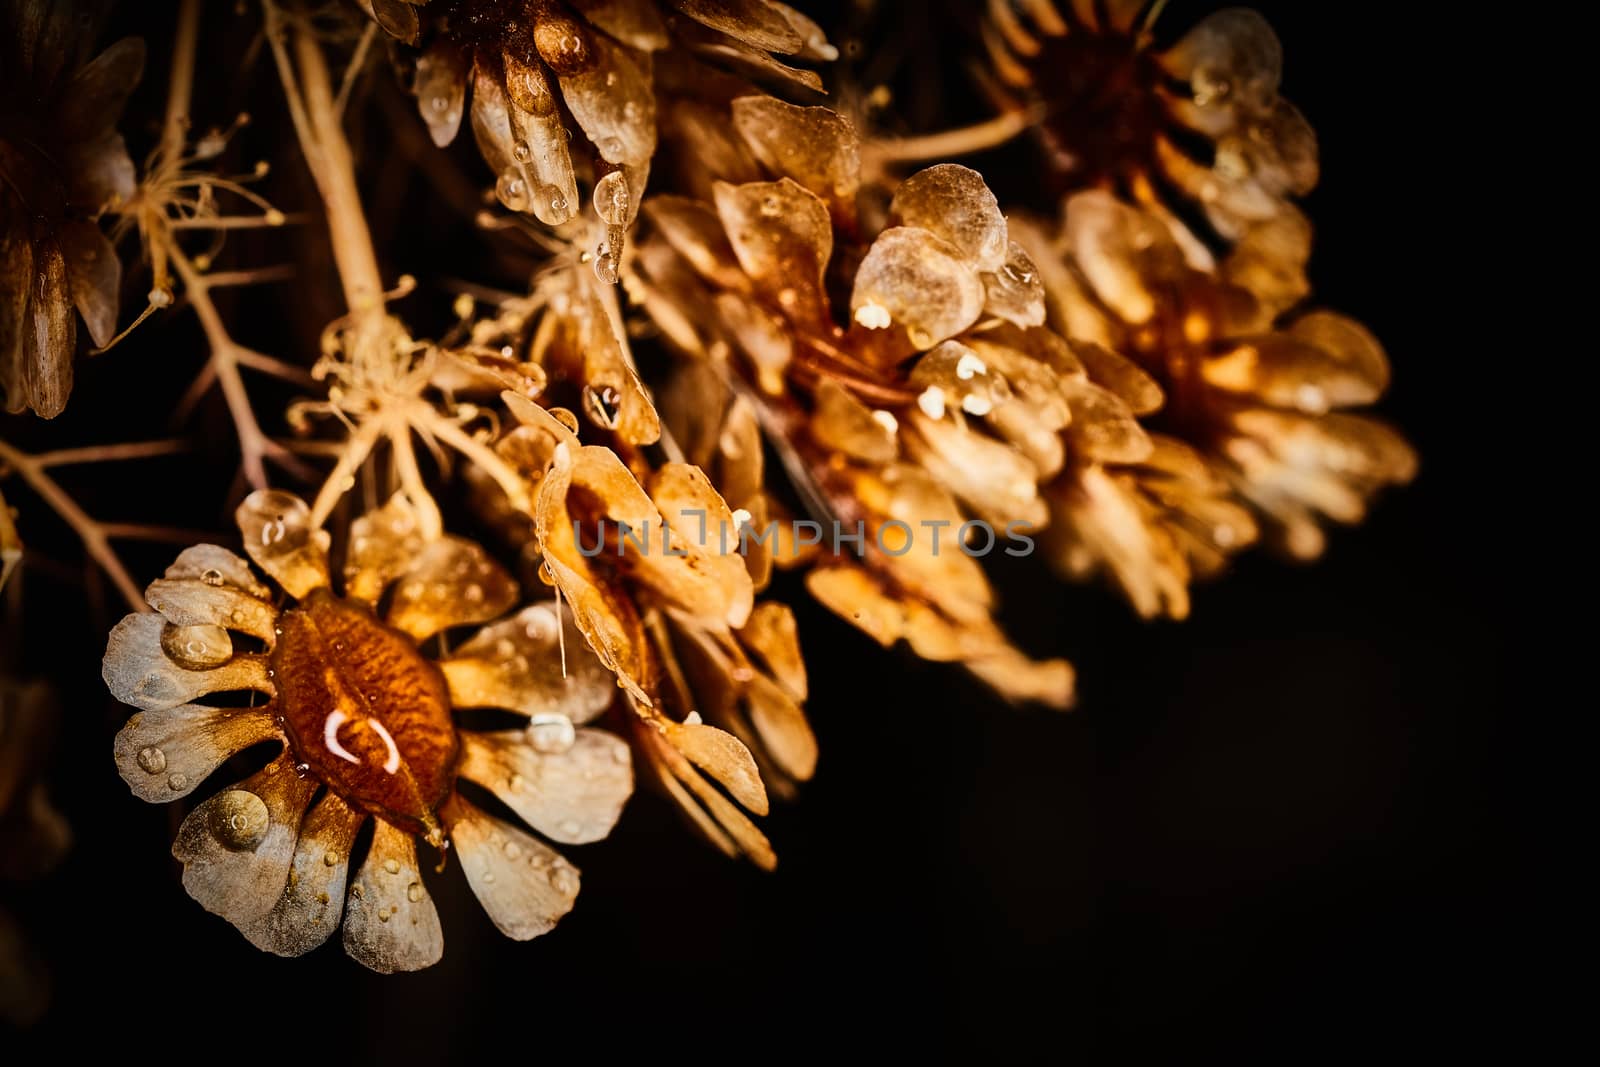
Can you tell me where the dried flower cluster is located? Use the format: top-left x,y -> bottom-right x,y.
0,0 -> 1412,977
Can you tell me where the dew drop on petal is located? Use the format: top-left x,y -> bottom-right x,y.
136,746 -> 167,774
527,713 -> 577,754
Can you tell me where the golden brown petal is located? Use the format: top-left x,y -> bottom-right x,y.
738,601 -> 806,702
889,164 -> 1009,273
459,728 -> 632,844
113,703 -> 280,802
667,0 -> 806,54
731,96 -> 860,226
442,793 -> 580,940
743,672 -> 816,781
22,235 -> 73,419
440,603 -> 617,723
471,52 -> 579,226
385,536 -> 519,641
342,819 -> 444,973
570,0 -> 672,51
811,379 -> 899,465
658,716 -> 769,816
713,177 -> 833,320
172,755 -> 318,927
555,35 -> 657,168
904,411 -> 1046,528
235,490 -> 331,599
239,793 -> 366,958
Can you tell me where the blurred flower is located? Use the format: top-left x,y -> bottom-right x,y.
1015,189 -> 1415,589
0,678 -> 71,1025
358,0 -> 831,271
103,489 -> 631,971
1,0 -> 143,416
630,97 -> 1077,706
982,1 -> 1315,305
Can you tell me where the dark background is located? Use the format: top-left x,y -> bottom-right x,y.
3,0 -> 1530,1058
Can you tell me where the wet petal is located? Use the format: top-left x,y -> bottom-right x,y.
643,194 -> 745,290
473,52 -> 579,226
344,494 -> 427,605
713,178 -> 833,319
557,35 -> 656,168
235,490 -> 330,598
440,603 -> 616,723
144,578 -> 277,642
443,794 -> 580,940
460,728 -> 632,844
981,241 -> 1046,327
851,227 -> 985,347
103,613 -> 272,711
889,164 -> 1008,272
239,793 -> 366,957
386,537 -> 519,641
172,756 -> 318,926
1163,7 -> 1283,112
343,819 -> 444,973
731,97 -> 859,224
163,544 -> 270,597
113,703 -> 280,802
414,41 -> 468,148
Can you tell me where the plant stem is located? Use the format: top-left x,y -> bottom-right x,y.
160,0 -> 202,165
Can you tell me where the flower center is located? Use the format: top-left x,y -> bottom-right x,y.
271,589 -> 458,837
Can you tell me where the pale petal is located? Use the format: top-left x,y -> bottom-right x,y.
443,794 -> 580,940
413,41 -> 468,148
113,703 -> 280,802
386,536 -> 519,641
459,728 -> 632,844
440,603 -> 616,724
658,719 -> 768,816
1062,379 -> 1154,463
981,241 -> 1046,327
851,227 -> 985,347
235,490 -> 330,599
55,220 -> 119,349
744,672 -> 816,781
239,793 -> 366,957
739,602 -> 806,702
556,35 -> 656,167
1162,7 -> 1283,112
904,411 -> 1045,528
811,379 -> 898,464
1070,340 -> 1164,415
343,819 -> 444,973
172,757 -> 318,926
889,164 -> 1008,272
143,578 -> 277,642
103,613 -> 272,712
163,544 -> 270,597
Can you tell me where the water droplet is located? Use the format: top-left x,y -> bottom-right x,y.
512,140 -> 532,163
201,568 -> 225,587
559,818 -> 582,838
383,858 -> 401,875
502,840 -> 522,859
167,773 -> 189,791
496,171 -> 530,213
429,94 -> 450,113
508,774 -> 527,794
593,171 -> 630,226
136,746 -> 167,774
324,851 -> 340,867
527,713 -> 576,754
293,762 -> 311,778
407,882 -> 424,902
582,384 -> 623,430
598,135 -> 624,159
549,865 -> 578,894
209,790 -> 270,851
593,245 -> 620,284
464,583 -> 485,604
378,910 -> 390,923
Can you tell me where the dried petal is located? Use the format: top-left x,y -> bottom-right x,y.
459,728 -> 632,844
414,41 -> 468,147
55,219 -> 119,348
103,613 -> 272,711
344,494 -> 427,605
713,177 -> 833,320
851,227 -> 985,347
556,35 -> 656,167
235,490 -> 330,599
343,819 -> 444,973
239,793 -> 365,957
386,537 -> 519,641
811,379 -> 898,465
889,164 -> 1008,272
667,0 -> 805,54
440,603 -> 616,723
443,794 -> 580,940
731,96 -> 859,224
113,704 -> 280,802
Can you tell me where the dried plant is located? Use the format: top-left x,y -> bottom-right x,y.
0,0 -> 1414,977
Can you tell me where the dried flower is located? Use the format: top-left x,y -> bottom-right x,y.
631,98 -> 1076,706
103,490 -> 631,971
360,0 -> 830,273
1014,190 -> 1415,597
1,0 -> 143,416
982,1 -> 1315,302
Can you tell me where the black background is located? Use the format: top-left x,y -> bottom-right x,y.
3,0 -> 1530,1058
